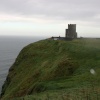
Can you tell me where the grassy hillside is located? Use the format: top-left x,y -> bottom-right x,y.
0,39 -> 100,100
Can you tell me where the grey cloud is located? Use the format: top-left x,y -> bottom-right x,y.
0,0 -> 100,23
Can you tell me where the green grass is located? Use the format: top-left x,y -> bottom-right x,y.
1,38 -> 100,100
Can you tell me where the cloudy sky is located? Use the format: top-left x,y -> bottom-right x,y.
0,0 -> 100,37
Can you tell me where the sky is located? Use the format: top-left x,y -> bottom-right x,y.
0,0 -> 100,37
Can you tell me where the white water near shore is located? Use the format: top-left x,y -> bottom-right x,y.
0,36 -> 46,93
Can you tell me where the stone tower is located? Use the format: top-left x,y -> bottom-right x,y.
65,24 -> 77,38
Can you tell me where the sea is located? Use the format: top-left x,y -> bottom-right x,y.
0,36 -> 46,93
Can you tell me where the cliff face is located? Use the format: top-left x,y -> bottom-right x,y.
1,39 -> 100,100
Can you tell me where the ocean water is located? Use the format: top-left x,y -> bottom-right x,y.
0,36 -> 46,93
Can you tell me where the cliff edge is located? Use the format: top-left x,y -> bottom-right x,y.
1,39 -> 100,100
